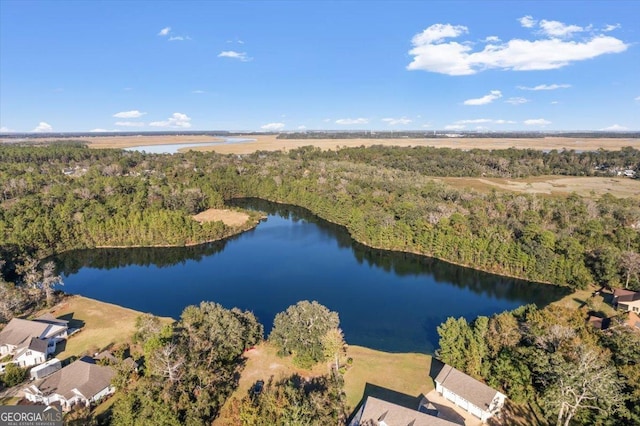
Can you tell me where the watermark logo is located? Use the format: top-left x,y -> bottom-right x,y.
0,405 -> 62,426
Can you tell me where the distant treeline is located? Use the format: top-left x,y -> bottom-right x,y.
1,143 -> 639,293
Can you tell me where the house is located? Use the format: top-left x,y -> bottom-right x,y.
587,315 -> 610,330
349,396 -> 460,426
434,364 -> 506,423
23,357 -> 115,411
625,311 -> 640,332
613,289 -> 640,314
0,316 -> 68,369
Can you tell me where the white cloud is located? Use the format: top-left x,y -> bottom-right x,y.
335,118 -> 369,125
483,36 -> 501,43
113,110 -> 146,118
89,128 -> 115,132
0,126 -> 15,132
456,119 -> 492,124
297,125 -> 307,130
463,90 -> 502,106
519,16 -> 537,28
192,90 -> 205,94
32,122 -> 53,132
260,122 -> 285,131
600,124 -> 628,131
218,51 -> 252,62
149,112 -> 192,128
169,36 -> 191,41
539,20 -> 584,38
551,101 -> 560,104
158,27 -> 171,36
635,96 -> 640,102
524,118 -> 551,126
115,121 -> 145,127
505,97 -> 530,105
407,21 -> 628,76
518,83 -> 571,91
382,117 -> 413,125
444,124 -> 465,130
455,118 -> 515,125
603,24 -> 621,32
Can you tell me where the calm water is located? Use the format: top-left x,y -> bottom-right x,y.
55,200 -> 567,353
123,137 -> 255,154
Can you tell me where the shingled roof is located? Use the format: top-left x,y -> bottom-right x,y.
33,357 -> 115,401
435,365 -> 502,411
614,289 -> 640,303
356,396 -> 460,426
0,318 -> 51,347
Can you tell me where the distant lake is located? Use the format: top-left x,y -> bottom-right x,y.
124,137 -> 255,154
55,199 -> 568,353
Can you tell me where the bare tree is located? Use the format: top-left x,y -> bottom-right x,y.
148,341 -> 185,385
619,251 -> 640,289
544,346 -> 623,426
41,261 -> 63,307
15,258 -> 63,307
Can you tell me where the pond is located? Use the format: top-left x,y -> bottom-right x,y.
54,199 -> 568,353
123,137 -> 255,154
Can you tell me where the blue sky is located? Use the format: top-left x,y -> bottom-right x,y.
1,1 -> 638,132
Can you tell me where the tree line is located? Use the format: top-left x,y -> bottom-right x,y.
436,304 -> 640,425
1,143 -> 639,321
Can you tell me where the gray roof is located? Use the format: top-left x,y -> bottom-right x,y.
33,357 -> 115,401
357,396 -> 460,426
34,313 -> 69,326
28,337 -> 49,353
614,289 -> 640,303
0,318 -> 51,348
435,365 -> 503,411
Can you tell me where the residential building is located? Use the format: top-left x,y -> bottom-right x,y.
0,315 -> 68,369
613,289 -> 640,313
349,396 -> 461,426
23,357 -> 115,411
434,364 -> 506,423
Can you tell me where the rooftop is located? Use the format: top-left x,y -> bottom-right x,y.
435,365 -> 503,411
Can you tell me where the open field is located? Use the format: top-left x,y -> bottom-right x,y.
9,134 -> 637,153
441,176 -> 640,199
215,342 -> 433,424
342,346 -> 433,411
42,295 -> 172,362
192,208 -> 250,227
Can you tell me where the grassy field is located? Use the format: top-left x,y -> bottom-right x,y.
551,284 -> 618,317
11,134 -> 637,153
343,346 -> 433,411
214,342 -> 433,424
43,295 -> 173,362
441,176 -> 639,199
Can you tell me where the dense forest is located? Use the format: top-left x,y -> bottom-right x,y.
1,142 -> 639,424
1,143 -> 639,295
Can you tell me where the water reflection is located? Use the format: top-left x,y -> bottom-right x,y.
56,199 -> 568,353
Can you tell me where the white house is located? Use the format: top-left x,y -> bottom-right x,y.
24,357 -> 115,411
0,315 -> 68,370
349,396 -> 460,426
613,289 -> 640,314
435,364 -> 506,423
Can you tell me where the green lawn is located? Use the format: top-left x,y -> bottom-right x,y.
343,345 -> 433,411
42,295 -> 173,362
